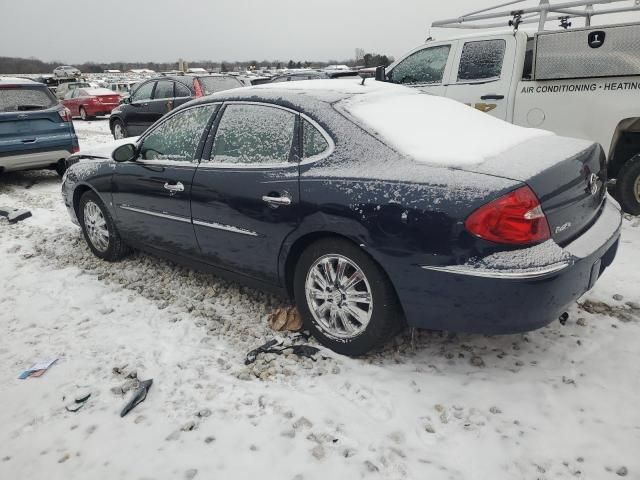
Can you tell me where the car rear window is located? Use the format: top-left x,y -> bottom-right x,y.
0,86 -> 57,112
198,76 -> 242,95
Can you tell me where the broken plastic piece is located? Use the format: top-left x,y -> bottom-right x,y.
120,379 -> 153,418
244,340 -> 323,365
0,207 -> 32,224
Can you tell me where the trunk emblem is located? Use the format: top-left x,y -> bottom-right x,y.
587,173 -> 599,196
588,31 -> 605,49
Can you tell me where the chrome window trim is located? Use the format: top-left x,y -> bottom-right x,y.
199,101 -> 335,168
119,205 -> 191,224
193,219 -> 260,237
421,262 -> 570,279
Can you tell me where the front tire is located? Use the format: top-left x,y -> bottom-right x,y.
78,191 -> 130,261
55,160 -> 66,177
616,154 -> 640,215
112,119 -> 128,140
293,238 -> 404,356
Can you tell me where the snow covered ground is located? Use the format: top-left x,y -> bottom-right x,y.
1,118 -> 639,480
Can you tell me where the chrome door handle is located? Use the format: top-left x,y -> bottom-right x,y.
164,182 -> 184,192
262,194 -> 292,207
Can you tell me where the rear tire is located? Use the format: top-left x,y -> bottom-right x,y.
80,107 -> 93,121
78,191 -> 130,261
55,160 -> 66,177
616,154 -> 640,215
293,238 -> 404,356
112,119 -> 128,139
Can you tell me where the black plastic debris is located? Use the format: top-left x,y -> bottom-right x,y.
559,312 -> 569,326
120,379 -> 153,418
0,207 -> 32,224
65,393 -> 92,413
245,339 -> 323,365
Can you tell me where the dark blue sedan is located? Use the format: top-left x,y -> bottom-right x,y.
61,80 -> 621,355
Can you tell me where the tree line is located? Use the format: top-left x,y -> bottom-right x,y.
0,53 -> 394,74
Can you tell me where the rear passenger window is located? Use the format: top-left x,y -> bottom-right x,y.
211,104 -> 295,165
140,105 -> 217,162
153,81 -> 174,99
302,119 -> 329,158
175,83 -> 191,97
389,45 -> 451,85
457,40 -> 506,82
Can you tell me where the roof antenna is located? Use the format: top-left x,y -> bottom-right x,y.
509,11 -> 523,30
559,16 -> 572,29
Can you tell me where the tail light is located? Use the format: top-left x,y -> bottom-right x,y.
72,146 -> 80,153
193,79 -> 203,97
464,186 -> 551,245
58,107 -> 72,122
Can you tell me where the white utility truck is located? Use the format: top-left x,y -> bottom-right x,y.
382,0 -> 640,214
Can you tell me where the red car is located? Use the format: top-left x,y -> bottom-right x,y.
62,88 -> 121,120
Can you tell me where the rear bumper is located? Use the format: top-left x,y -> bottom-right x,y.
0,149 -> 72,172
85,104 -> 118,116
395,196 -> 622,334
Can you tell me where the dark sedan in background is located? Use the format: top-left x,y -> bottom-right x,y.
62,80 -> 621,355
109,74 -> 243,139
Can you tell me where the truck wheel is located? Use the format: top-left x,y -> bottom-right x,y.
616,154 -> 640,215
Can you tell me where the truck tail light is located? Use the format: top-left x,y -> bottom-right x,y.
58,107 -> 72,122
193,79 -> 203,97
464,186 -> 551,245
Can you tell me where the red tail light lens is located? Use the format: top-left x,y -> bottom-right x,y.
193,79 -> 203,97
58,108 -> 72,122
72,146 -> 80,153
465,186 -> 551,245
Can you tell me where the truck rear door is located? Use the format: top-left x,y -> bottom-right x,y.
444,34 -> 517,120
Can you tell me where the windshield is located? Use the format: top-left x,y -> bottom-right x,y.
0,87 -> 57,112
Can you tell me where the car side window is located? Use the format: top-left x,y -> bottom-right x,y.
457,39 -> 506,82
175,82 -> 191,98
132,82 -> 155,102
139,105 -> 218,162
302,119 -> 329,158
389,45 -> 451,85
154,81 -> 174,99
210,104 -> 296,165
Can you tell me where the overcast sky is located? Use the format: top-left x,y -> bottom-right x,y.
1,0 -> 639,63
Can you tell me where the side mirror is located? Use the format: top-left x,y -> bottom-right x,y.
112,143 -> 137,162
121,96 -> 131,104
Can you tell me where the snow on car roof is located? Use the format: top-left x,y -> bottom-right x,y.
340,83 -> 552,167
0,77 -> 37,84
254,79 -> 553,167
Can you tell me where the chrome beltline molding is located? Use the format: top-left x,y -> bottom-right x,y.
119,205 -> 260,237
119,205 -> 191,224
421,262 -> 570,279
192,219 -> 260,237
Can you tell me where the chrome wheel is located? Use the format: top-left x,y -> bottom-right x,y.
113,123 -> 125,139
305,254 -> 373,340
80,107 -> 87,121
83,201 -> 109,252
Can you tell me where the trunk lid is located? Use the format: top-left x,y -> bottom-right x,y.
463,136 -> 606,245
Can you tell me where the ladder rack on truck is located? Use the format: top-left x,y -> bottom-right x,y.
432,0 -> 640,32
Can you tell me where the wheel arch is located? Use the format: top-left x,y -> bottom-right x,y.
72,183 -> 103,219
281,230 -> 404,318
608,117 -> 640,179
